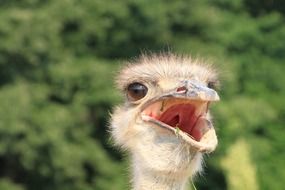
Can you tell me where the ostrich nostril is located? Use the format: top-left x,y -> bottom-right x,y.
176,86 -> 188,93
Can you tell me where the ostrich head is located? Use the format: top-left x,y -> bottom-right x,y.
110,54 -> 220,189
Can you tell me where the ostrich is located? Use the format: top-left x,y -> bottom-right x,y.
110,53 -> 220,190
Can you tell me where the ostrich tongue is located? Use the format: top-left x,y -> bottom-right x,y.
158,104 -> 203,141
141,98 -> 210,142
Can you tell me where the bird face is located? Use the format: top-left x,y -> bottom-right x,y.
111,54 -> 220,175
126,78 -> 219,152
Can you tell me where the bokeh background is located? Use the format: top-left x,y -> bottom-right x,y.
0,0 -> 284,190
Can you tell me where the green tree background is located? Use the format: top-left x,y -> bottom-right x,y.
0,0 -> 284,189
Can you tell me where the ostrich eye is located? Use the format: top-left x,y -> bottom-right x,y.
207,81 -> 216,90
127,82 -> 148,101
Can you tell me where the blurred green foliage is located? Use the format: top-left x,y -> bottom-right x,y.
0,0 -> 284,190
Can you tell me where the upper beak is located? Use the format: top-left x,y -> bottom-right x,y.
161,80 -> 220,102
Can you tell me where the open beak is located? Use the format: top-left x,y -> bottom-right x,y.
141,80 -> 219,153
